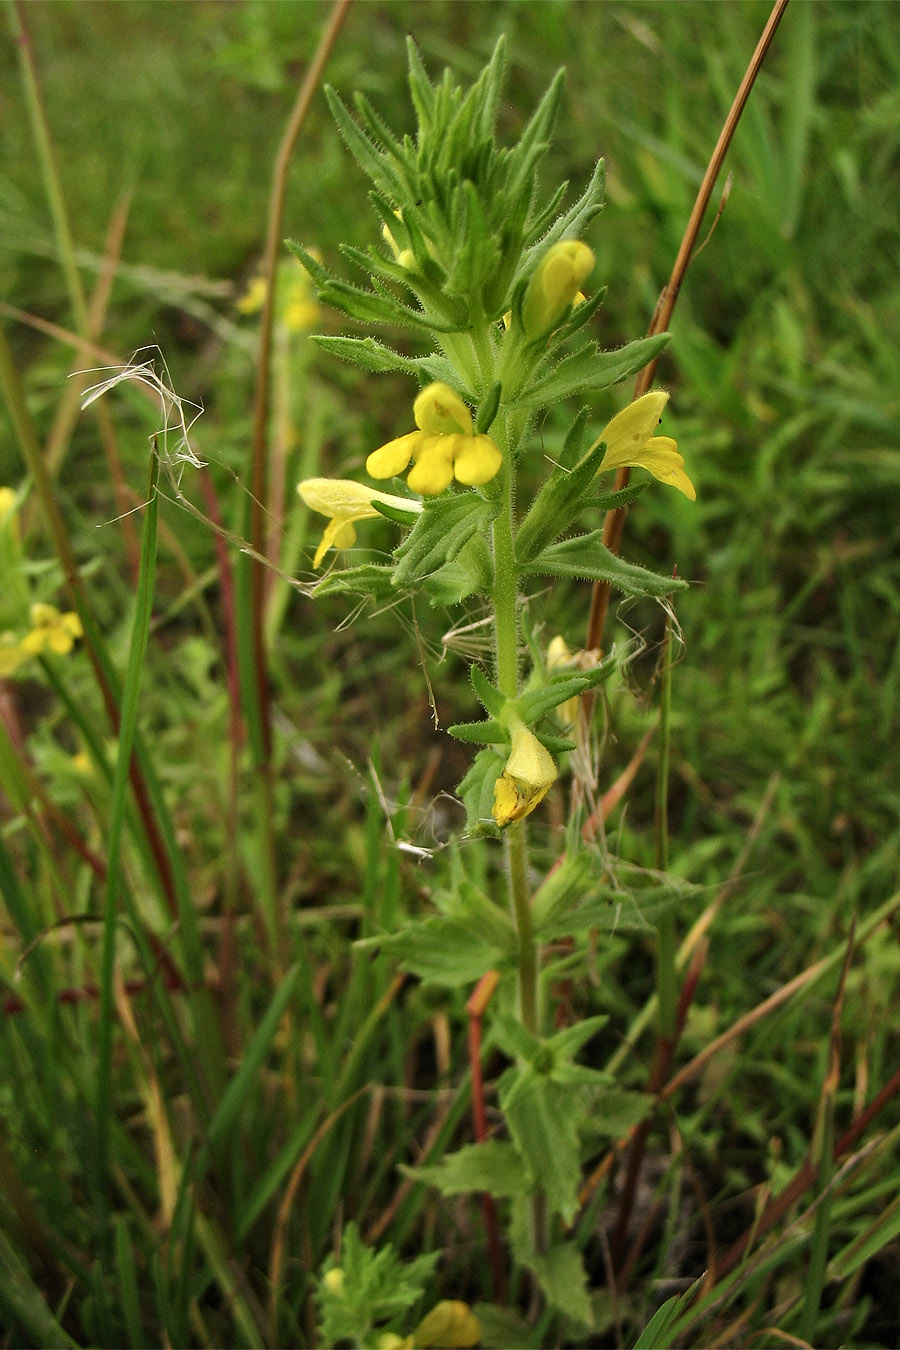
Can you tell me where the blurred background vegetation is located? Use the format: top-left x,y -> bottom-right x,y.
2,2 -> 899,1345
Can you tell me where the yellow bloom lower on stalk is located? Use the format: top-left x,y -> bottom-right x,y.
0,487 -> 19,530
366,382 -> 502,495
596,391 -> 695,500
0,634 -> 27,678
298,477 -> 422,567
20,603 -> 83,657
492,719 -> 558,827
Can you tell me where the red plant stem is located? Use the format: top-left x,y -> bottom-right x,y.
713,1061 -> 900,1284
3,969 -> 188,1017
585,0 -> 791,656
466,971 -> 505,1302
246,0 -> 352,760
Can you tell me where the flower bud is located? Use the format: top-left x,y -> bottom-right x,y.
413,1299 -> 481,1348
322,1266 -> 345,1296
492,720 -> 558,826
522,239 -> 594,338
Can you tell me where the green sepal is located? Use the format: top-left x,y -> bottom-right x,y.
393,495 -> 493,588
310,563 -> 395,601
475,381 -> 502,434
522,532 -> 687,597
447,719 -> 506,746
287,242 -> 429,329
456,747 -> 504,833
470,662 -> 505,717
515,435 -> 615,563
323,85 -> 408,200
506,332 -> 670,410
308,335 -> 461,391
502,67 -> 565,212
522,180 -> 568,249
444,179 -> 501,296
371,500 -> 422,527
535,733 -> 576,754
401,1140 -> 531,1200
581,482 -> 648,512
524,157 -> 606,257
515,659 -> 615,725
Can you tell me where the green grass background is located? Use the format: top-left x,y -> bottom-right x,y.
1,2 -> 899,1346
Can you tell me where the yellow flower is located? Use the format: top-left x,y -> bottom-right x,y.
0,633 -> 27,678
0,487 -> 19,530
20,603 -> 83,657
235,276 -> 268,315
413,1300 -> 481,1348
522,239 -> 595,337
322,1267 -> 345,1296
492,719 -> 558,827
595,391 -> 695,500
297,477 -> 422,568
366,383 -> 502,496
236,258 -> 320,332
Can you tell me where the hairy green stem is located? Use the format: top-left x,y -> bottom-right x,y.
489,404 -> 545,1258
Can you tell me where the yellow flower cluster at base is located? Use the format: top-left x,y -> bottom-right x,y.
596,391 -> 695,500
0,603 -> 84,678
367,383 -> 502,495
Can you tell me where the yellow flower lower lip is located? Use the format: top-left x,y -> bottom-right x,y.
366,384 -> 503,496
594,391 -> 695,501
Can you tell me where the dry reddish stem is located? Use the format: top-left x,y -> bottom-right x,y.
585,0 -> 791,656
466,970 -> 505,1302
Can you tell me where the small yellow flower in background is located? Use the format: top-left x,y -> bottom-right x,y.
596,391 -> 695,500
20,603 -> 83,657
298,478 -> 422,568
235,276 -> 268,315
236,257 -> 320,332
321,1267 -> 345,1296
492,719 -> 558,827
367,382 -> 502,495
0,634 -> 27,678
522,238 -> 595,337
413,1300 -> 481,1348
0,487 -> 19,531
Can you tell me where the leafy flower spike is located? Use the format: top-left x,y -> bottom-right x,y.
298,478 -> 421,567
366,382 -> 503,496
492,719 -> 558,827
596,391 -> 695,500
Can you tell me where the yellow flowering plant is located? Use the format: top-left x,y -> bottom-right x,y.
296,39 -> 693,1329
0,489 -> 83,679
